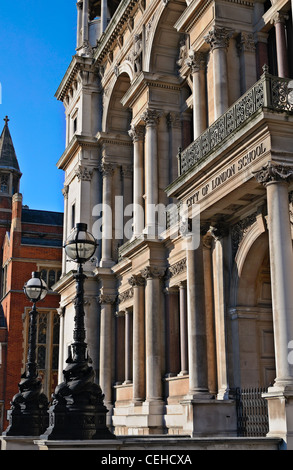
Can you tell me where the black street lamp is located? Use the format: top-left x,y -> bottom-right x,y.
41,223 -> 115,440
2,272 -> 49,437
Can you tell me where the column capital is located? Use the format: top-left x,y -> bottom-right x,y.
75,164 -> 94,182
128,274 -> 145,287
185,50 -> 207,73
129,125 -> 145,142
141,109 -> 161,127
271,11 -> 289,25
204,26 -> 233,51
99,161 -> 115,177
141,265 -> 166,280
253,162 -> 293,186
62,185 -> 69,199
99,293 -> 117,305
209,222 -> 229,241
121,165 -> 133,178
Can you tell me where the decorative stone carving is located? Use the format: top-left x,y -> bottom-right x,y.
231,213 -> 257,255
75,165 -> 94,182
204,27 -> 233,51
128,274 -> 145,287
133,34 -> 143,74
118,288 -> 134,304
253,162 -> 293,186
141,266 -> 166,280
99,161 -> 115,177
99,294 -> 117,305
209,222 -> 229,241
237,32 -> 256,53
141,109 -> 161,127
128,125 -> 145,142
167,258 -> 187,278
185,50 -> 206,73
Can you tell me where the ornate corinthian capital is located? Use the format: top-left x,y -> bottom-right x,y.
141,265 -> 166,280
141,109 -> 161,127
98,293 -> 117,305
128,125 -> 145,142
204,27 -> 233,50
128,274 -> 145,287
185,50 -> 206,73
253,162 -> 293,186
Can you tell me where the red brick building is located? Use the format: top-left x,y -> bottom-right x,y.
0,118 -> 63,432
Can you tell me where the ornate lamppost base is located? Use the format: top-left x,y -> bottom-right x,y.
2,375 -> 49,437
40,357 -> 116,441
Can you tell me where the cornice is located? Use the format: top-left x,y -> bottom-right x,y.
93,0 -> 139,65
55,55 -> 97,102
121,71 -> 182,110
57,134 -> 99,170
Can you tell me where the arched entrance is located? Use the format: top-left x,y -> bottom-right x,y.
232,231 -> 276,389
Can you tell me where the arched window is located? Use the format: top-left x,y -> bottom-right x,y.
0,174 -> 9,193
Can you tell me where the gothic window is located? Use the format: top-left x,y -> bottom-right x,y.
40,268 -> 61,290
0,174 -> 9,194
25,309 -> 60,398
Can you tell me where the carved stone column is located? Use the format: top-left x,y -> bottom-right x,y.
186,51 -> 207,139
100,161 -> 115,267
272,12 -> 289,78
254,162 -> 293,390
76,1 -> 83,49
205,27 -> 233,119
141,109 -> 161,237
209,224 -> 229,399
98,293 -> 116,409
203,233 -> 217,395
129,274 -> 145,403
101,0 -> 108,34
82,0 -> 89,45
123,308 -> 133,385
186,239 -> 209,397
164,287 -> 180,377
179,281 -> 188,376
129,125 -> 145,237
141,266 -> 165,402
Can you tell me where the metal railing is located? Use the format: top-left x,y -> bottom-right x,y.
234,387 -> 269,437
178,70 -> 293,175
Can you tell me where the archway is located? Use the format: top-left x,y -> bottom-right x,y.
231,231 -> 275,388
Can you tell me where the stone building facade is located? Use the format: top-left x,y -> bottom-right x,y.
54,0 -> 293,445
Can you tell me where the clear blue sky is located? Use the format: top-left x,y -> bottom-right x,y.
0,1 -> 77,213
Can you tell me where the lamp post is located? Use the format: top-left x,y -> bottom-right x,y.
2,272 -> 49,437
41,223 -> 115,440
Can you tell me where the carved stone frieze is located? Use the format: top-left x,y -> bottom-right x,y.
167,258 -> 187,279
231,213 -> 257,256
